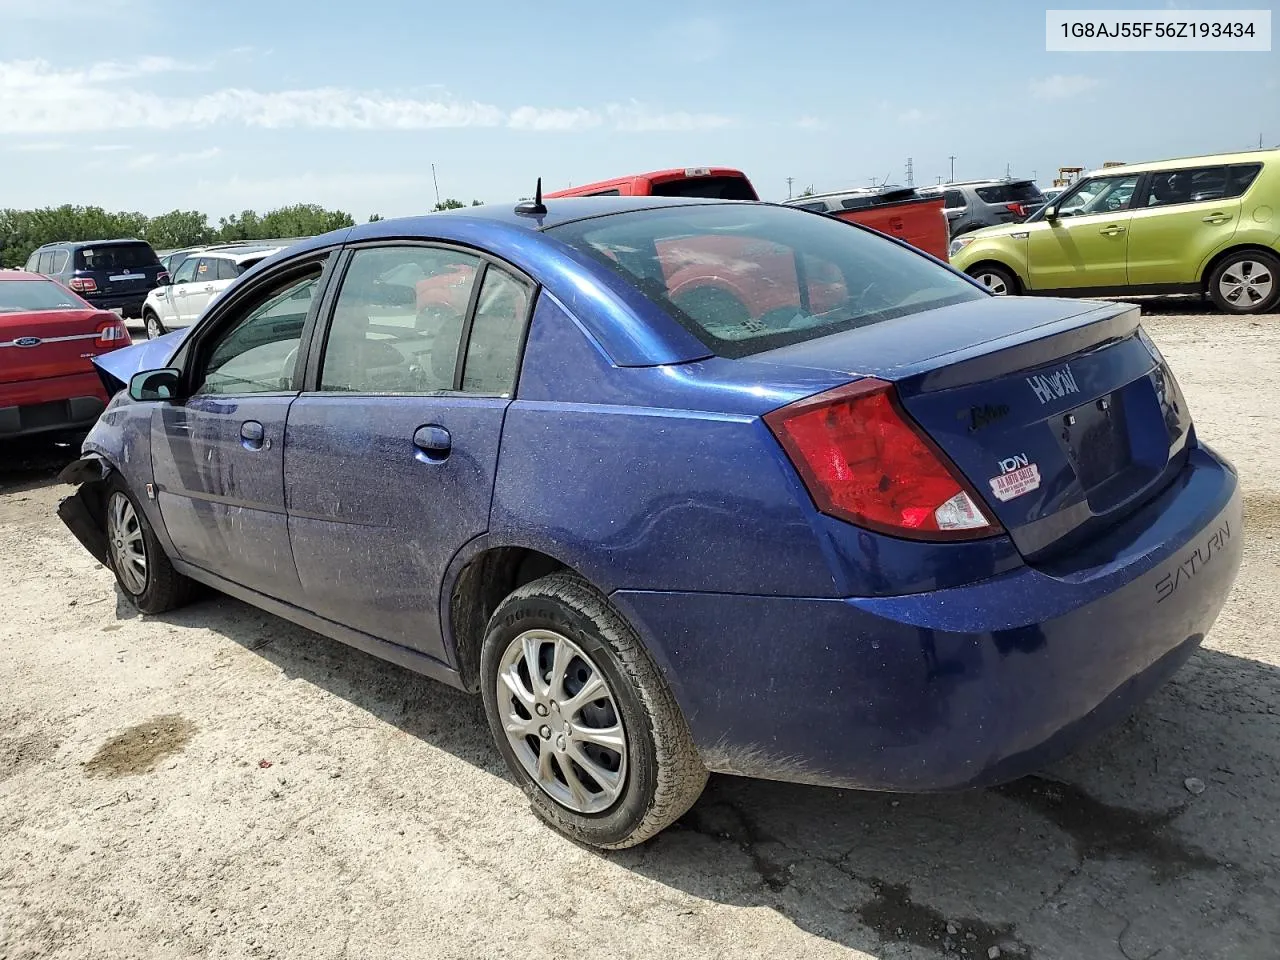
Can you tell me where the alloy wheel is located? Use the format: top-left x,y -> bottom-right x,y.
107,492 -> 147,595
977,272 -> 1010,296
145,315 -> 162,340
495,629 -> 628,814
1219,260 -> 1274,308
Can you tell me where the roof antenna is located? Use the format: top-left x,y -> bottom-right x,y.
515,177 -> 547,216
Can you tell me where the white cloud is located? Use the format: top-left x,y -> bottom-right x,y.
508,106 -> 601,132
0,58 -> 725,135
606,101 -> 732,132
126,146 -> 222,170
8,140 -> 65,151
91,143 -> 131,152
897,107 -> 937,125
794,116 -> 829,131
1030,74 -> 1102,100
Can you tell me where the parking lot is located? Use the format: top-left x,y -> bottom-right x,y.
1,304 -> 1277,960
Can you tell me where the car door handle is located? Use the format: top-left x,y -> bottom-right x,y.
413,424 -> 451,462
1202,213 -> 1232,224
1099,225 -> 1127,236
240,420 -> 266,450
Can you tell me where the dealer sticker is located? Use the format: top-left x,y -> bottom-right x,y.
989,455 -> 1042,502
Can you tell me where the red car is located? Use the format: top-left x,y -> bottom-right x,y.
0,270 -> 132,439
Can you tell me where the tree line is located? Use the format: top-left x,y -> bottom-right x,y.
1,199 -> 483,267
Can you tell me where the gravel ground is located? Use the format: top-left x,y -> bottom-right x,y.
1,305 -> 1277,960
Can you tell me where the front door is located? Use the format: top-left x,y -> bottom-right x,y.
1026,174 -> 1139,291
152,264 -> 327,602
284,243 -> 533,661
167,256 -> 200,325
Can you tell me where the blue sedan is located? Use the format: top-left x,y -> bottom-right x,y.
59,195 -> 1242,848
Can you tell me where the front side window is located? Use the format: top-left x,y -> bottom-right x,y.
549,203 -> 982,357
320,245 -> 482,394
193,268 -> 321,396
1056,175 -> 1140,218
172,257 -> 199,285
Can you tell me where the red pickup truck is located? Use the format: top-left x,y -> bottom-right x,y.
544,167 -> 949,260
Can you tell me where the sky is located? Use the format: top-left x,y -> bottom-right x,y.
1,0 -> 1276,219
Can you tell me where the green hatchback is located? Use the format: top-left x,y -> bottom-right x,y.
950,149 -> 1280,314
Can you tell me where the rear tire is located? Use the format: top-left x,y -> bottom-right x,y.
143,310 -> 166,340
1207,250 -> 1280,314
104,475 -> 194,614
480,573 -> 706,849
967,263 -> 1019,296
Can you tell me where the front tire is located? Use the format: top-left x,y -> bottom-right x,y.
104,475 -> 194,614
480,573 -> 706,849
143,310 -> 167,340
968,263 -> 1019,296
1208,250 -> 1279,314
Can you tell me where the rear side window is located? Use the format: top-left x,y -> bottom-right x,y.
1226,163 -> 1263,197
942,190 -> 966,208
462,267 -> 530,396
320,245 -> 482,394
50,250 -> 69,272
215,259 -> 242,281
36,252 -> 54,273
1143,165 -> 1231,206
74,243 -> 159,271
549,203 -> 982,358
649,176 -> 758,201
974,182 -> 1043,204
0,278 -> 85,311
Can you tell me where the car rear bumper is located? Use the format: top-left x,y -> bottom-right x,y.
0,372 -> 108,437
84,292 -> 148,317
612,443 -> 1241,791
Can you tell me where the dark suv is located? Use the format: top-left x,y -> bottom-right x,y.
918,179 -> 1047,238
24,239 -> 168,318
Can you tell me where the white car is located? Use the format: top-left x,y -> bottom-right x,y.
141,246 -> 282,340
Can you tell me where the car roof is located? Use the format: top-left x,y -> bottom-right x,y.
40,238 -> 151,249
1087,148 -> 1279,177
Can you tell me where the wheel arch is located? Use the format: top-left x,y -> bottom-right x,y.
963,259 -> 1024,294
443,539 -> 595,693
1199,243 -> 1280,291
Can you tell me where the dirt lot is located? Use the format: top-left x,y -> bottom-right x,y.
1,305 -> 1277,960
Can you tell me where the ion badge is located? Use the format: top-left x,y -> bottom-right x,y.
989,454 -> 1041,502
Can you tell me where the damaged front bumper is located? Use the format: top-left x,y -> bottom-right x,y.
56,454 -> 111,568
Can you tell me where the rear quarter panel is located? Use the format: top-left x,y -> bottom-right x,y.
1196,161 -> 1280,278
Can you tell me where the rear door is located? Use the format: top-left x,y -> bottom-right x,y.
151,257 -> 330,602
1125,164 -> 1250,286
1026,174 -> 1139,290
283,242 -> 531,661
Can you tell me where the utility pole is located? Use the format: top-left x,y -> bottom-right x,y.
786,176 -> 795,199
431,164 -> 441,207
1005,162 -> 1011,179
906,157 -> 914,187
936,175 -> 943,185
948,155 -> 956,182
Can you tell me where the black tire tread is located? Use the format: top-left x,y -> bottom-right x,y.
487,572 -> 706,849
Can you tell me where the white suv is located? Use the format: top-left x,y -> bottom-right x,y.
141,245 -> 282,339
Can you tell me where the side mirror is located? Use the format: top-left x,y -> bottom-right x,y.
1044,204 -> 1060,220
129,368 -> 182,402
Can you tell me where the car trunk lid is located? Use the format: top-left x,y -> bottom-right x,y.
0,308 -> 123,384
748,296 -> 1192,562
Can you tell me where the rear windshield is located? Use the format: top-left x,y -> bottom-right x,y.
974,182 -> 1044,204
74,243 -> 159,271
548,203 -> 983,358
649,176 -> 758,201
0,278 -> 85,312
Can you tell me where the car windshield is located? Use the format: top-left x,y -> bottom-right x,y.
548,203 -> 983,357
0,278 -> 85,312
74,243 -> 159,270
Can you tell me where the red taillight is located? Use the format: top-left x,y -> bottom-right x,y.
764,379 -> 1002,541
69,277 -> 97,293
95,317 -> 131,347
1006,202 -> 1026,218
